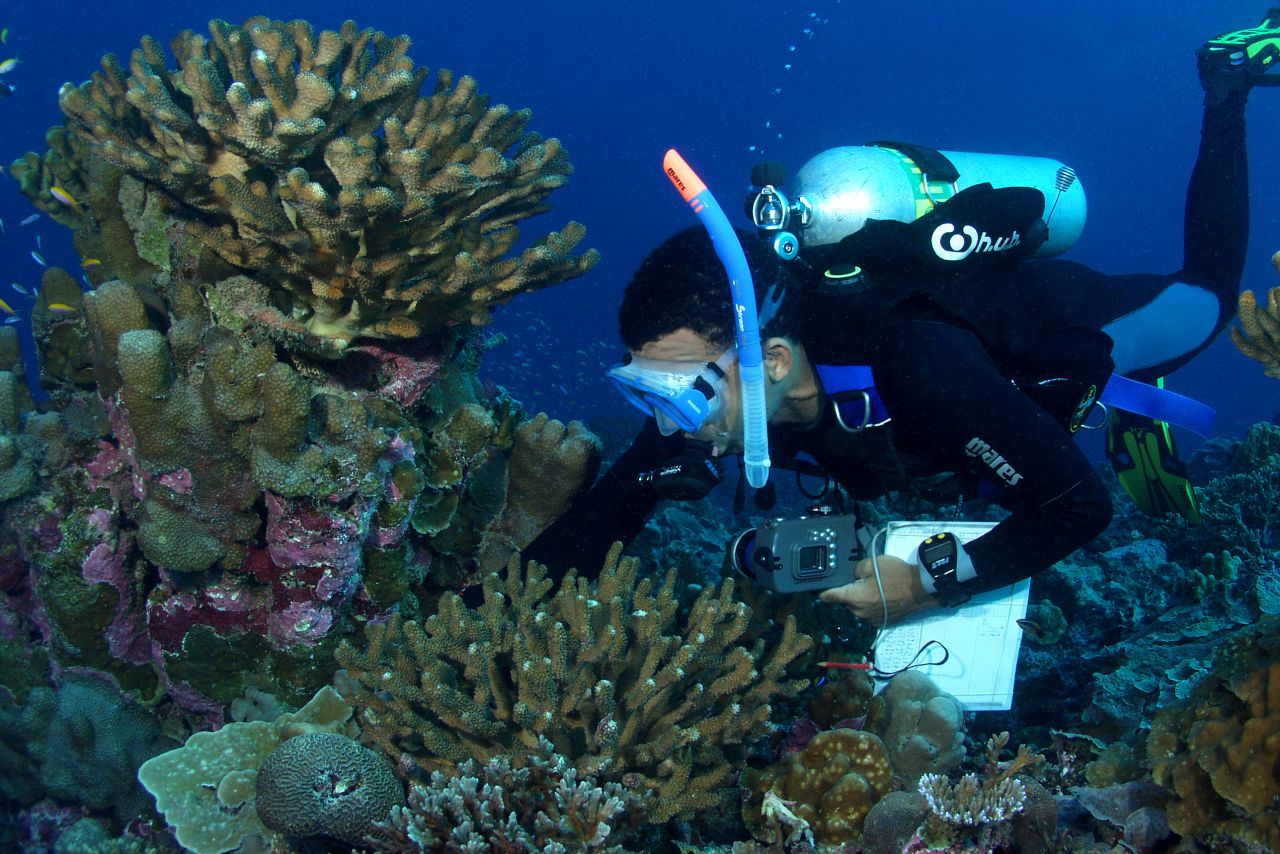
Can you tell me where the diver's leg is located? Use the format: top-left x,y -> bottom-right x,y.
1102,29 -> 1262,381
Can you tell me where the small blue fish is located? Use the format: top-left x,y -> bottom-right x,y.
19,214 -> 38,226
4,317 -> 21,325
30,250 -> 45,266
10,283 -> 29,296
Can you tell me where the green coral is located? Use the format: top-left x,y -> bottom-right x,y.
138,686 -> 354,854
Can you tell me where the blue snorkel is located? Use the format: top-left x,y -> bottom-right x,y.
663,150 -> 771,488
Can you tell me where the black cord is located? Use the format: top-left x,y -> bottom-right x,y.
871,639 -> 950,680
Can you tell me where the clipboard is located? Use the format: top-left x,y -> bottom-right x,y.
873,521 -> 1031,711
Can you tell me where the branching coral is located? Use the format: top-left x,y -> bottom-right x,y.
335,544 -> 812,823
364,735 -> 645,852
54,17 -> 599,353
1230,251 -> 1280,378
917,772 -> 1026,826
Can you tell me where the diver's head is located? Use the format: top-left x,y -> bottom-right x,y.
608,227 -> 809,454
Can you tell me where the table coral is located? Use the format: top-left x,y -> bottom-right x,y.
54,17 -> 599,354
335,543 -> 812,824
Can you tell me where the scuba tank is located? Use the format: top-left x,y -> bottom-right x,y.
749,141 -> 1086,262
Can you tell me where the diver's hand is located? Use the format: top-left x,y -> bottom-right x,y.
818,555 -> 939,623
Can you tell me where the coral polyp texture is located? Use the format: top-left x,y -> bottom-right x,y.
47,16 -> 597,355
1230,251 -> 1280,378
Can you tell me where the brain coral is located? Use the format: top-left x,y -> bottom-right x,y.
256,731 -> 405,844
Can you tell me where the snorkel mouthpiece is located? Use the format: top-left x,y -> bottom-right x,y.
663,149 -> 771,488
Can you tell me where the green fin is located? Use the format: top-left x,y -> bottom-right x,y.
1201,7 -> 1280,78
1106,406 -> 1201,523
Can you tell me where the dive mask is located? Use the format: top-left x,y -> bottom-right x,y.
607,348 -> 737,436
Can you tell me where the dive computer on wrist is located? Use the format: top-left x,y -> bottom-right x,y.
917,532 -> 971,608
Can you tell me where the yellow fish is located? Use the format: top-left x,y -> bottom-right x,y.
47,303 -> 78,314
0,58 -> 18,74
81,258 -> 102,267
1,29 -> 8,45
49,185 -> 80,211
0,297 -> 13,315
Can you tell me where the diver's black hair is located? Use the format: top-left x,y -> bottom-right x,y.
618,226 -> 799,352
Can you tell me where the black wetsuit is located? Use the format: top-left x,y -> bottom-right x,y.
524,91 -> 1249,595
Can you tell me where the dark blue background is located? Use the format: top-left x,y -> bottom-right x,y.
1,0 -> 1276,449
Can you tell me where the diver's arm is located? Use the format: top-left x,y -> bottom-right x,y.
520,417 -> 682,583
872,316 -> 1112,594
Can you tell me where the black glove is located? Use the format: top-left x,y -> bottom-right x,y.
636,439 -> 725,501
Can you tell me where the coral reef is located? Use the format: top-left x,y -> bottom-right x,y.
335,544 -> 813,824
1147,616 -> 1280,850
741,728 -> 893,844
137,685 -> 354,854
48,17 -> 598,356
1,13 -> 602,733
256,731 -> 404,845
864,670 -> 965,786
1229,251 -> 1280,378
0,671 -> 176,823
364,735 -> 646,852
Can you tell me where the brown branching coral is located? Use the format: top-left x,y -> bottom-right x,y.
335,544 -> 812,823
55,17 -> 598,352
1230,251 -> 1280,378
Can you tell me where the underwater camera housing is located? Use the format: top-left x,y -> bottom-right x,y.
727,507 -> 861,593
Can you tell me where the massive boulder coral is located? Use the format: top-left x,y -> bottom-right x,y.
49,16 -> 598,356
1147,616 -> 1280,850
334,544 -> 813,824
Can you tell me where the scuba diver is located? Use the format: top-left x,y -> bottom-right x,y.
517,10 -> 1280,623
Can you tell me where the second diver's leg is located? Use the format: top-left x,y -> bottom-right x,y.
1103,34 -> 1260,381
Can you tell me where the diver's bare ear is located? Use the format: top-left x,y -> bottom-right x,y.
763,337 -> 794,382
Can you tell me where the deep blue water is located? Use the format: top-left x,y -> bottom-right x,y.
0,0 -> 1276,447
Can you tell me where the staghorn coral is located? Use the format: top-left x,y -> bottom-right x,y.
53,17 -> 599,354
1229,251 -> 1280,378
1147,615 -> 1280,850
335,544 -> 812,824
364,735 -> 645,852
